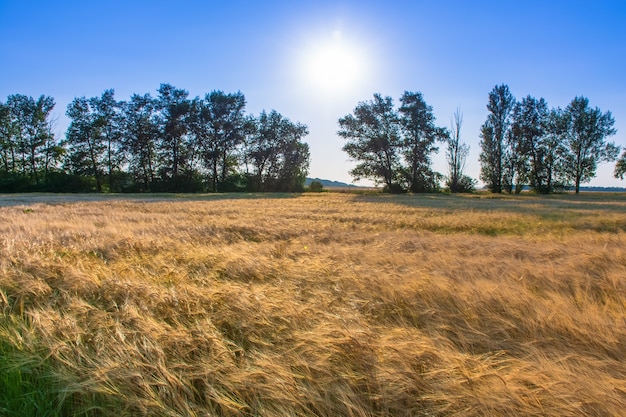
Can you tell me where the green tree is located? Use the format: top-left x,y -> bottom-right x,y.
509,96 -> 550,193
5,94 -> 58,185
191,91 -> 249,192
398,91 -> 447,192
246,110 -> 309,192
0,101 -> 17,174
479,84 -> 515,193
561,96 -> 619,194
122,94 -> 159,191
64,96 -> 106,191
538,108 -> 568,193
277,134 -> 310,192
338,94 -> 402,191
615,150 -> 626,180
91,89 -> 124,191
155,84 -> 191,189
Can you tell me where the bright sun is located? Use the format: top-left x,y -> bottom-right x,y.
301,31 -> 366,95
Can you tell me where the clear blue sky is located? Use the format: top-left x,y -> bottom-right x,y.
2,0 -> 625,186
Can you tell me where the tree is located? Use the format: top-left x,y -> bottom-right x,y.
509,96 -> 550,193
338,94 -> 402,191
560,96 -> 619,194
445,108 -> 473,192
65,96 -> 107,191
122,94 -> 159,191
191,91 -> 249,192
90,89 -> 124,190
155,84 -> 191,189
246,110 -> 309,192
64,90 -> 123,192
0,101 -> 17,173
615,150 -> 626,180
540,108 -> 568,193
398,91 -> 447,192
277,133 -> 310,192
479,84 -> 515,193
5,94 -> 57,185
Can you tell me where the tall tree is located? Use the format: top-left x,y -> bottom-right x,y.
90,89 -> 124,190
6,94 -> 57,184
338,94 -> 401,191
509,96 -> 549,193
65,97 -> 106,191
191,91 -> 249,191
0,101 -> 16,173
561,96 -> 619,194
155,84 -> 191,186
615,150 -> 626,180
479,84 -> 515,193
541,108 -> 568,193
246,110 -> 309,192
398,91 -> 447,192
122,94 -> 159,191
446,108 -> 473,192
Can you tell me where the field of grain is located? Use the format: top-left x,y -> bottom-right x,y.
1,192 -> 625,416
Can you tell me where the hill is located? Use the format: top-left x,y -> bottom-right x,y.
305,177 -> 358,188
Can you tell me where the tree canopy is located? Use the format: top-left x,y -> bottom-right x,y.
1,83 -> 622,194
478,85 -> 620,194
338,92 -> 448,193
0,86 -> 310,193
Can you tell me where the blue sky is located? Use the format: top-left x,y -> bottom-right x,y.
2,0 -> 625,186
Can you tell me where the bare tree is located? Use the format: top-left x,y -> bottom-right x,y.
446,108 -> 473,192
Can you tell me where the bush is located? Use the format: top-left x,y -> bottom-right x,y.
447,174 -> 476,193
307,179 -> 324,192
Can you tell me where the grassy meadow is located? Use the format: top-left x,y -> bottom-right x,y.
1,192 -> 625,416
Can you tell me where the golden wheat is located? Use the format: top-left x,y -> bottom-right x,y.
1,192 -> 625,416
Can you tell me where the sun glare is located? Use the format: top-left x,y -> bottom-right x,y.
300,31 -> 367,96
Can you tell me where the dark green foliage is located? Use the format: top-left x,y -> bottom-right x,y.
615,150 -> 626,180
155,84 -> 192,181
2,94 -> 58,186
1,84 -> 620,194
0,85 -> 310,193
339,92 -> 450,193
445,173 -> 475,193
560,96 -> 619,194
339,94 -> 402,190
398,91 -> 448,192
307,179 -> 324,192
479,88 -> 619,194
246,110 -> 310,192
479,84 -> 516,193
190,90 -> 250,192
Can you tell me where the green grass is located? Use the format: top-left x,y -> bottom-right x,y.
0,317 -> 62,417
0,316 -> 117,417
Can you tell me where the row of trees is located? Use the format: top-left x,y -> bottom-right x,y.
479,84 -> 620,194
2,83 -> 624,194
338,92 -> 474,193
0,85 -> 310,192
339,86 -> 624,194
0,94 -> 60,186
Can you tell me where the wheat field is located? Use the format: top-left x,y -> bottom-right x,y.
1,192 -> 625,416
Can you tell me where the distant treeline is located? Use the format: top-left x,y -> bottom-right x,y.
0,85 -> 309,193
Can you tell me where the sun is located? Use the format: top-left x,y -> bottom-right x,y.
300,31 -> 366,95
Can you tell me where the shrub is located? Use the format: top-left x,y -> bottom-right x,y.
307,179 -> 324,192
